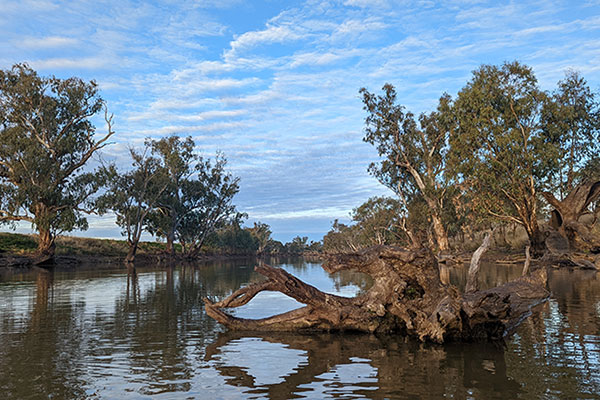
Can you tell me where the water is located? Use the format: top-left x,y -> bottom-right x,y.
0,259 -> 599,399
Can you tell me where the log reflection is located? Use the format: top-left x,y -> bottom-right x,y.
205,331 -> 522,399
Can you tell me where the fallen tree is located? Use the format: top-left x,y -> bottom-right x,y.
205,240 -> 549,343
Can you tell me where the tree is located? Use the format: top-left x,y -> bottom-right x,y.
97,144 -> 169,262
285,236 -> 309,255
361,85 -> 452,251
146,136 -> 241,258
449,62 -> 554,257
147,135 -> 197,256
0,64 -> 113,260
207,219 -> 259,255
351,196 -> 404,246
247,222 -> 272,255
539,72 -> 600,250
541,71 -> 600,197
175,153 -> 240,258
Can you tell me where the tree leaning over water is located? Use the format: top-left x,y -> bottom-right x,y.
0,64 -> 113,261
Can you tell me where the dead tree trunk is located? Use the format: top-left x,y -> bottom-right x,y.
542,179 -> 600,251
205,245 -> 549,343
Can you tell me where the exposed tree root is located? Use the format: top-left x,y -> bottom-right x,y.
205,245 -> 549,343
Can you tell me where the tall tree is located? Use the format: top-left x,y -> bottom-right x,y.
449,62 -> 554,257
147,135 -> 197,256
0,64 -> 113,260
361,85 -> 452,251
539,72 -> 600,250
541,71 -> 600,196
175,153 -> 240,258
97,145 -> 169,262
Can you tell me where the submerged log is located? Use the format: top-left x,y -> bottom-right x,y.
205,245 -> 549,343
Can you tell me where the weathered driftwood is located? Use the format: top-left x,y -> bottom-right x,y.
542,179 -> 600,252
205,244 -> 549,343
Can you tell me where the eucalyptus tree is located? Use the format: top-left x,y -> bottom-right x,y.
247,221 -> 272,255
539,72 -> 600,249
146,135 -> 197,255
0,64 -> 113,260
97,144 -> 169,262
173,153 -> 240,258
361,85 -> 453,251
449,62 -> 556,257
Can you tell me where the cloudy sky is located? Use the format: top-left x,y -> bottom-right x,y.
1,0 -> 599,242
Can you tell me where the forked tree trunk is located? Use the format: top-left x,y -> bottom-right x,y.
125,241 -> 138,263
205,245 -> 549,343
542,180 -> 600,251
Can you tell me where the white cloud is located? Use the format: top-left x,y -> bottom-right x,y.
20,36 -> 79,48
30,57 -> 111,70
225,25 -> 308,60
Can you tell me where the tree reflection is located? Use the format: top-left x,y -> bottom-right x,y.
205,331 -> 522,399
0,268 -> 88,400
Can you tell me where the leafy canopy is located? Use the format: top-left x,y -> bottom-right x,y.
0,63 -> 113,248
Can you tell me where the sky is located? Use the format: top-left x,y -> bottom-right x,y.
1,0 -> 599,243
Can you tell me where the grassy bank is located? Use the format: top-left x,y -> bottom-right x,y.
0,232 -> 169,258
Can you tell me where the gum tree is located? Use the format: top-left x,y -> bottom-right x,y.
449,62 -> 554,257
361,85 -> 453,251
147,135 -> 197,256
539,71 -> 600,250
0,64 -> 113,260
175,153 -> 240,258
97,144 -> 169,263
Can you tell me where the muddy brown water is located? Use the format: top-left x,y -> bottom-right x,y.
0,259 -> 599,399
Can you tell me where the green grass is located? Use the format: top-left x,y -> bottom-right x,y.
0,232 -> 171,257
0,232 -> 38,254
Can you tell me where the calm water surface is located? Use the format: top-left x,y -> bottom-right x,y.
0,259 -> 599,399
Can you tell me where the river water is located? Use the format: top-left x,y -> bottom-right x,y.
0,259 -> 599,399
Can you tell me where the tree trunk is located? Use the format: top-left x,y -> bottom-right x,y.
526,226 -> 547,259
36,227 -> 56,263
125,241 -> 138,263
542,180 -> 600,251
205,245 -> 549,343
431,213 -> 450,251
165,232 -> 175,256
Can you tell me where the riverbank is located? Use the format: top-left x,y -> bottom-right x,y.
0,232 -> 274,268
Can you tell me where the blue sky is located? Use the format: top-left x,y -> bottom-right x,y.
1,0 -> 599,243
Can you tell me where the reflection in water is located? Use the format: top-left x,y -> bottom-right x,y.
0,260 -> 598,399
205,331 -> 521,399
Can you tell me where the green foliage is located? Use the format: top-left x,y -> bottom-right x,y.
246,221 -> 272,254
0,64 -> 113,255
285,236 -> 309,255
541,70 -> 600,194
323,196 -> 413,252
144,135 -> 241,257
96,142 -> 169,259
360,84 -> 452,250
207,219 -> 259,254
